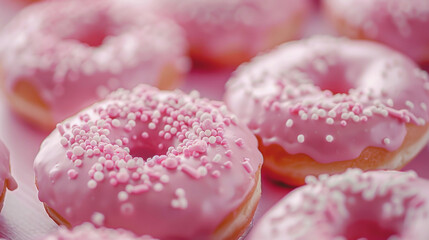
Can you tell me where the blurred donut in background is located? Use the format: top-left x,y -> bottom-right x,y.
323,0 -> 429,65
154,0 -> 312,68
0,0 -> 189,131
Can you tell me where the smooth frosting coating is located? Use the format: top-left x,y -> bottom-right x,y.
0,0 -> 188,123
34,85 -> 262,239
323,0 -> 429,63
42,223 -> 156,240
251,169 -> 429,240
225,36 -> 429,163
154,0 -> 311,62
0,140 -> 18,203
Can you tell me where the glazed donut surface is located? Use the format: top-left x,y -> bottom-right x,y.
251,169 -> 429,240
225,36 -> 429,184
34,84 -> 262,239
0,0 -> 188,129
323,0 -> 429,64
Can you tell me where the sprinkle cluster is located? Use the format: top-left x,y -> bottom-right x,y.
57,85 -> 249,212
265,169 -> 428,239
0,0 -> 186,84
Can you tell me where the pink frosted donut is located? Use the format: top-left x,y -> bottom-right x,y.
153,0 -> 312,67
34,84 -> 263,239
0,0 -> 189,130
323,0 -> 429,64
250,169 -> 429,240
42,224 -> 156,240
225,36 -> 429,186
0,140 -> 17,211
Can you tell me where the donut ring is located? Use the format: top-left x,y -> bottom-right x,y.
250,169 -> 429,240
42,223 -> 156,240
225,36 -> 429,186
322,0 -> 429,64
154,0 -> 312,67
34,84 -> 262,239
0,140 -> 18,211
0,0 -> 188,130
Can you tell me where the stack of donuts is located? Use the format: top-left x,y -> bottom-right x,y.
0,0 -> 428,239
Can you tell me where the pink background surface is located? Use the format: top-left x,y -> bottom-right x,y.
0,1 -> 428,239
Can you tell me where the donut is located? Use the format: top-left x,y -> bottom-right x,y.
224,36 -> 429,186
34,84 -> 263,239
0,140 -> 18,211
250,169 -> 429,240
42,223 -> 156,240
322,0 -> 429,65
153,0 -> 312,67
0,0 -> 189,131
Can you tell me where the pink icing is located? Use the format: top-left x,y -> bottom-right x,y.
0,0 -> 189,123
34,85 -> 262,239
42,223 -> 156,240
0,139 -> 17,211
153,0 -> 311,62
323,0 -> 429,63
250,169 -> 429,240
225,36 -> 429,163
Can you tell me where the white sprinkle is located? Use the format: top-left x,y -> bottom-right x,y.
60,137 -> 68,146
176,188 -> 185,197
87,180 -> 97,189
148,123 -> 156,129
152,110 -> 161,119
297,134 -> 305,143
160,175 -> 170,183
118,191 -> 128,201
328,110 -> 336,118
112,119 -> 121,127
285,119 -> 294,128
326,118 -> 334,125
73,146 -> 84,157
311,114 -> 319,120
421,103 -> 427,111
326,135 -> 334,143
213,154 -> 221,162
91,212 -> 105,226
383,138 -> 391,145
300,113 -> 308,121
208,136 -> 216,144
127,113 -> 136,120
93,171 -> 104,182
198,166 -> 208,176
405,100 -> 414,109
153,183 -> 163,192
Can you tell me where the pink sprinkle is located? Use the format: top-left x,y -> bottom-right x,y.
57,124 -> 65,135
211,170 -> 221,178
105,160 -> 114,170
181,165 -> 201,179
163,158 -> 179,170
116,170 -> 130,183
67,169 -> 78,179
340,120 -> 347,126
224,161 -> 232,169
109,178 -> 118,186
225,150 -> 232,157
242,161 -> 253,173
133,184 -> 149,194
235,138 -> 244,147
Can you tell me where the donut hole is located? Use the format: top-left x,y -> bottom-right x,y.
343,219 -> 399,240
65,23 -> 112,47
307,63 -> 357,95
57,14 -> 116,48
338,196 -> 403,240
128,141 -> 170,160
